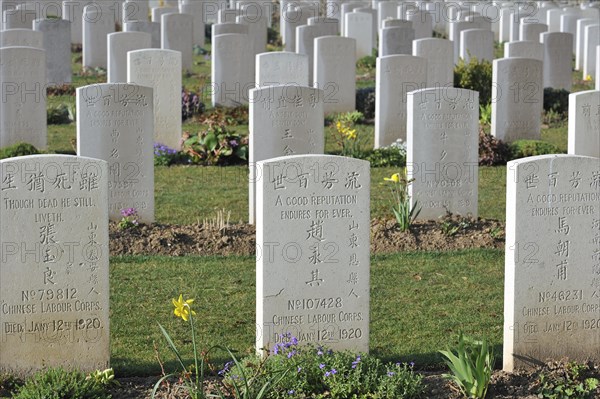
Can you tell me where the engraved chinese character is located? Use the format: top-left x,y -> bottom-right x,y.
306,269 -> 323,286
283,145 -> 294,156
277,94 -> 288,109
593,249 -> 600,262
26,172 -> 45,193
569,171 -> 581,188
111,148 -> 119,159
555,240 -> 569,257
43,267 -> 56,285
524,172 -> 539,189
309,93 -> 318,108
2,174 -> 16,190
349,233 -> 358,248
40,223 -> 57,245
345,172 -> 361,189
591,171 -> 600,189
555,216 -> 570,235
80,172 -> 99,191
136,135 -> 144,145
298,173 -> 309,188
308,244 -> 323,265
547,172 -> 558,187
582,103 -> 591,117
440,131 -> 448,142
464,97 -> 475,110
440,150 -> 447,162
322,171 -> 338,189
556,260 -> 568,280
349,221 -> 359,231
282,129 -> 293,139
347,272 -> 358,284
348,289 -> 359,298
53,172 -> 71,190
349,253 -> 359,267
419,101 -> 427,110
262,96 -> 273,111
306,220 -> 325,241
292,94 -> 303,107
593,219 -> 600,231
272,173 -> 286,190
448,98 -> 458,110
111,129 -> 120,144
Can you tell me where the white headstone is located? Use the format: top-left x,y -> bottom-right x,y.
583,24 -> 599,80
82,4 -> 115,69
296,23 -> 337,85
107,32 -> 151,84
63,0 -> 91,44
282,7 -> 306,52
413,38 -> 454,88
504,41 -> 544,61
559,13 -> 578,54
211,33 -> 254,107
0,47 -> 47,150
236,12 -> 268,60
0,155 -> 109,375
375,55 -> 427,147
407,87 -> 479,220
3,6 -> 36,29
151,6 -> 177,22
541,32 -> 573,91
161,13 -> 193,72
124,21 -> 161,48
211,21 -> 248,36
377,1 -> 397,29
546,8 -> 563,32
499,7 -> 513,42
77,83 -> 154,222
0,29 -> 42,48
575,18 -> 596,71
343,12 -> 373,59
249,85 -> 325,224
217,8 -> 241,23
597,45 -> 600,91
179,2 -> 205,47
568,90 -> 600,158
314,36 -> 356,114
256,52 -> 308,87
406,9 -> 433,39
382,18 -> 412,29
353,8 -> 377,50
460,28 -> 494,63
256,154 -> 370,354
340,1 -> 368,35
503,154 -> 600,372
449,20 -> 476,64
32,19 -> 72,86
491,58 -> 543,142
123,0 -> 149,23
127,49 -> 182,150
520,22 -> 548,42
379,26 -> 414,56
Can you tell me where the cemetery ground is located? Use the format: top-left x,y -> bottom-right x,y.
3,44 -> 599,399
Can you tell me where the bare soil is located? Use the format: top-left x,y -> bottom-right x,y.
109,216 -> 504,257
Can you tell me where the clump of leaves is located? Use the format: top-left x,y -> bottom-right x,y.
479,104 -> 491,127
439,211 -> 473,237
454,57 -> 493,106
543,87 -> 569,115
47,104 -> 75,125
439,333 -> 494,399
118,207 -> 139,230
536,361 -> 600,399
198,106 -> 249,126
384,170 -> 420,232
182,89 -> 205,121
355,87 -> 376,120
509,139 -> 562,159
13,368 -> 111,399
182,122 -> 248,166
0,142 -> 40,159
46,84 -> 75,96
478,130 -> 511,166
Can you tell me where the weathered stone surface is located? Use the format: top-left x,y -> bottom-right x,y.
568,90 -> 600,158
107,32 -> 151,83
412,38 -> 453,88
33,18 -> 72,85
0,29 -> 43,48
504,41 -> 544,61
314,36 -> 356,114
256,52 -> 308,87
211,33 -> 254,107
541,32 -> 573,91
124,21 -> 161,49
161,13 -> 193,72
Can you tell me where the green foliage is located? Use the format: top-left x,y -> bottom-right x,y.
118,208 -> 139,230
479,104 -> 492,126
355,87 -> 376,120
543,88 -> 570,115
13,368 -> 111,399
454,58 -> 493,106
439,333 -> 494,399
365,147 -> 407,167
46,84 -> 75,97
331,111 -> 364,158
0,142 -> 40,159
357,54 -> 376,71
47,103 -> 75,125
222,338 -> 424,399
440,212 -> 473,237
383,170 -> 420,232
182,89 -> 205,121
0,373 -> 22,396
509,139 -> 562,159
478,131 -> 511,166
154,143 -> 186,166
537,362 -> 600,399
182,123 -> 248,165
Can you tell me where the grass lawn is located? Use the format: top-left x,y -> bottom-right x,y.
110,249 -> 504,376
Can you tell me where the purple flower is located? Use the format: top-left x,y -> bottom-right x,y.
319,363 -> 325,369
297,366 -> 302,373
317,348 -> 324,356
287,350 -> 296,359
410,361 -> 415,367
352,356 -> 361,369
229,139 -> 238,147
387,371 -> 395,377
218,361 -> 233,376
324,369 -> 337,378
288,390 -> 295,395
120,207 -> 137,217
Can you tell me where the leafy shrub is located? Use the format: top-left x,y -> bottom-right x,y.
357,54 -> 376,71
537,361 -> 600,399
14,368 -> 111,399
355,87 -> 376,120
222,337 -> 424,399
46,84 -> 75,96
543,88 -> 569,115
182,89 -> 205,121
182,123 -> 248,165
198,106 -> 249,126
479,103 -> 492,126
47,104 -> 74,124
478,130 -> 511,166
365,147 -> 407,167
510,139 -> 561,159
331,111 -> 364,158
0,142 -> 40,159
454,57 -> 493,106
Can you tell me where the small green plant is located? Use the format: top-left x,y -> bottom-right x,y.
509,139 -> 562,159
454,57 -> 493,106
86,368 -> 119,387
14,367 -> 111,399
182,122 -> 248,166
537,361 -> 600,399
439,333 -> 494,399
479,104 -> 492,127
0,142 -> 40,159
154,143 -> 183,166
383,170 -> 421,232
47,104 -> 74,125
118,207 -> 139,230
440,212 -> 473,237
365,141 -> 407,167
356,49 -> 377,71
489,226 -> 503,239
543,87 -> 569,115
331,111 -> 364,158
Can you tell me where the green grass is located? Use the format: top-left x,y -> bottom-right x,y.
110,249 -> 503,376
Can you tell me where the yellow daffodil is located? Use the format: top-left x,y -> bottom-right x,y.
384,173 -> 400,183
336,121 -> 342,130
584,74 -> 592,81
172,294 -> 196,321
345,129 -> 357,140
